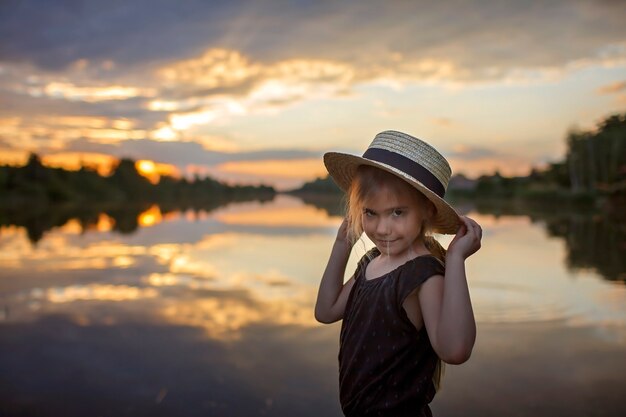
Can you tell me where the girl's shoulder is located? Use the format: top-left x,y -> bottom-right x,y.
356,247 -> 381,268
398,253 -> 444,276
395,255 -> 445,302
352,247 -> 381,282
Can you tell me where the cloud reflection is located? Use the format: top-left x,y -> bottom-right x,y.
158,289 -> 314,341
212,194 -> 340,227
0,197 -> 338,341
43,284 -> 158,303
1,197 -> 625,347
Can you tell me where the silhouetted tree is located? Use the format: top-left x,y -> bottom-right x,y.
107,158 -> 153,200
566,113 -> 626,193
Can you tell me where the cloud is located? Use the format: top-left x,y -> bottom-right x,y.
447,145 -> 499,161
0,88 -> 165,129
596,80 -> 626,105
432,117 -> 455,127
37,82 -> 157,103
57,137 -> 321,167
148,48 -> 356,130
0,0 -> 238,71
597,80 -> 626,94
3,0 -> 625,75
3,0 -> 625,102
1,49 -> 357,147
1,0 -> 625,185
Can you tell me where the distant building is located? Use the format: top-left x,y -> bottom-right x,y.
448,174 -> 477,191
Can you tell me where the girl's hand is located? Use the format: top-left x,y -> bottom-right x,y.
447,216 -> 482,260
336,218 -> 351,244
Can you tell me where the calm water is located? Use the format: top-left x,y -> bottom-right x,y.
1,195 -> 625,417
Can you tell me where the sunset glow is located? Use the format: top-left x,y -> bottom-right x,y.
138,205 -> 163,228
215,158 -> 327,186
42,152 -> 118,176
136,159 -> 156,176
40,82 -> 156,102
212,195 -> 340,227
0,1 -> 624,187
135,159 -> 180,183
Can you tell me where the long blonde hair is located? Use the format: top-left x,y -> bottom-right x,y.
345,165 -> 447,390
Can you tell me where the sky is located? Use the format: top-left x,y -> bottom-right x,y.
1,0 -> 625,190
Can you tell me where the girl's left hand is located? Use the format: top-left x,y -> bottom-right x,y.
447,216 -> 482,260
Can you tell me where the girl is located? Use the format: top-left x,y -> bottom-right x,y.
315,131 -> 482,417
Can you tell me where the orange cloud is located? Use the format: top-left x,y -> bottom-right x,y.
158,48 -> 262,90
0,149 -> 29,166
42,152 -> 118,176
216,158 -> 326,179
597,80 -> 626,94
432,117 -> 455,127
193,158 -> 328,190
36,82 -> 157,102
153,48 -> 355,131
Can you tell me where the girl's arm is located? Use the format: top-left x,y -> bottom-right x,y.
314,219 -> 356,324
418,216 -> 482,364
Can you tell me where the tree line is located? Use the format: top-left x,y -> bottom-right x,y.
563,113 -> 625,193
294,112 -> 625,202
468,112 -> 625,201
0,154 -> 275,207
2,112 -> 623,206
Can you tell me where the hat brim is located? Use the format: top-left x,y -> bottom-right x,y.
324,151 -> 461,234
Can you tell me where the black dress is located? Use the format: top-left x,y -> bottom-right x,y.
338,248 -> 445,417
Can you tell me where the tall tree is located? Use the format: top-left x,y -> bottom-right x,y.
565,113 -> 626,193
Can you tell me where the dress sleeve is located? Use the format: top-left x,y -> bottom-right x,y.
396,256 -> 445,305
351,248 -> 379,283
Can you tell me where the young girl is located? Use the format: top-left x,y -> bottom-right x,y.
315,131 -> 482,417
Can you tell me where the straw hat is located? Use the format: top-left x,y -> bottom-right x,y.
324,130 -> 461,234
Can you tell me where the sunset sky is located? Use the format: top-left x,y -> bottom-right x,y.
1,0 -> 625,189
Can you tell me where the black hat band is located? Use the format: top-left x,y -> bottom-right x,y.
362,147 -> 446,198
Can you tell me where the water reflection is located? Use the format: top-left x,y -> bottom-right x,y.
0,195 -> 275,244
544,213 -> 625,282
1,196 -> 331,324
0,194 -> 625,416
468,199 -> 626,284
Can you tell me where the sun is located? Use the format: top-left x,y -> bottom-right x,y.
134,159 -> 180,183
135,160 -> 160,183
136,160 -> 156,175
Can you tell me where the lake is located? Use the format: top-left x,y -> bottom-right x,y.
1,194 -> 625,417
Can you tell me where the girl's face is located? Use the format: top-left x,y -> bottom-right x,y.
361,183 -> 427,259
